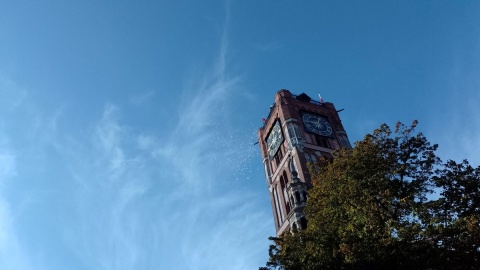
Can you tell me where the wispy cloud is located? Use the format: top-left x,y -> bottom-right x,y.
445,88 -> 480,165
129,90 -> 155,105
254,42 -> 281,52
64,77 -> 269,269
0,3 -> 271,269
435,37 -> 480,165
0,153 -> 16,179
59,11 -> 271,270
0,146 -> 34,270
0,78 -> 39,270
0,77 -> 28,111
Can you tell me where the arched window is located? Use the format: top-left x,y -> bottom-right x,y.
287,122 -> 302,149
274,146 -> 284,166
300,217 -> 308,230
282,171 -> 289,183
273,186 -> 284,223
338,132 -> 352,148
314,134 -> 331,148
305,153 -> 312,163
295,191 -> 301,203
292,222 -> 298,232
280,174 -> 290,214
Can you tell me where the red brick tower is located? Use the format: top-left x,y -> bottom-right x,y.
258,89 -> 351,235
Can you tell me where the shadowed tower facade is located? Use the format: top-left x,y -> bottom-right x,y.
258,89 -> 352,235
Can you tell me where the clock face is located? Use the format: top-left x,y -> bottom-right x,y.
302,112 -> 333,137
266,120 -> 284,159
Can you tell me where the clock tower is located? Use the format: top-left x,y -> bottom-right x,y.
258,89 -> 351,235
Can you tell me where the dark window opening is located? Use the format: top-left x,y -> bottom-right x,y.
300,217 -> 308,230
314,135 -> 330,148
295,192 -> 301,202
280,174 -> 290,214
282,171 -> 289,184
274,146 -> 284,166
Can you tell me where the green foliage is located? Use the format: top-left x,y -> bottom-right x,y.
260,121 -> 480,270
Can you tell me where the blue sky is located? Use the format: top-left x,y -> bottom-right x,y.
0,1 -> 479,269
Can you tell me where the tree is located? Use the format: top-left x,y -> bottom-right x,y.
260,121 -> 480,270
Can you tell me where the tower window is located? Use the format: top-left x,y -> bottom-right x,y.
274,146 -> 284,167
281,172 -> 290,214
299,217 -> 308,230
305,152 -> 318,164
338,134 -> 352,148
287,123 -> 302,148
295,192 -> 301,203
314,134 -> 330,148
273,187 -> 284,224
305,153 -> 312,163
270,146 -> 284,172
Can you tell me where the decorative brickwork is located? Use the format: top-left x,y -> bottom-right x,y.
258,89 -> 351,235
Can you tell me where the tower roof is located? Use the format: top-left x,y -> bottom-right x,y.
295,93 -> 312,102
